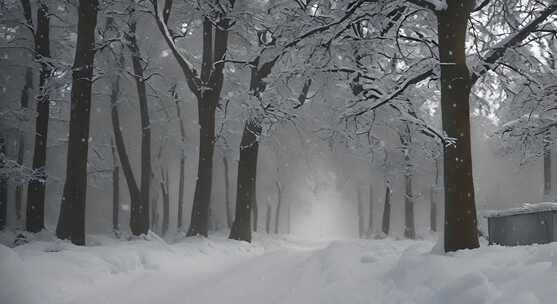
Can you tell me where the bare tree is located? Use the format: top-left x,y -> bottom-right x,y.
56,0 -> 99,245
125,6 -> 152,236
15,67 -> 32,223
20,0 -> 51,233
153,0 -> 234,237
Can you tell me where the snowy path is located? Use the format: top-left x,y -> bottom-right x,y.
3,233 -> 557,304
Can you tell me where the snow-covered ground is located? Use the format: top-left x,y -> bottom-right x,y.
2,231 -> 557,304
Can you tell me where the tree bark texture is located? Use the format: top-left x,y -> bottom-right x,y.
126,15 -> 151,236
55,0 -> 98,245
16,67 -> 32,223
25,1 -> 51,233
437,0 -> 480,251
187,17 -> 229,237
229,120 -> 261,242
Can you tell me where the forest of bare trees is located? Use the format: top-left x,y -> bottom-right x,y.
1,0 -> 557,255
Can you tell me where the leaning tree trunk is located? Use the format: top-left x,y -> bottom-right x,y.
544,130 -> 552,199
26,1 -> 51,233
16,67 -> 32,223
229,120 -> 261,242
381,184 -> 391,235
127,16 -> 151,236
109,47 -> 144,237
55,0 -> 98,245
437,0 -> 479,251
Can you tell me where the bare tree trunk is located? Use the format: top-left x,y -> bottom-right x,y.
174,89 -> 187,230
126,14 -> 151,235
111,139 -> 120,234
252,194 -> 258,232
544,130 -> 552,199
186,17 -> 229,237
0,135 -> 7,230
404,170 -> 415,239
223,155 -> 232,228
381,184 -> 391,235
274,180 -> 282,234
187,100 -> 217,236
56,0 -> 98,245
108,46 -> 144,238
357,186 -> 364,238
430,158 -> 440,232
160,168 -> 169,236
437,0 -> 479,251
151,191 -> 159,234
25,0 -> 51,233
265,203 -> 271,234
229,120 -> 261,242
366,184 -> 373,237
15,68 -> 32,223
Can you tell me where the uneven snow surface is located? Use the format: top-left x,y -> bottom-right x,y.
2,232 -> 557,304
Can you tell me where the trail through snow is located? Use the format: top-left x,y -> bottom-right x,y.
2,232 -> 557,304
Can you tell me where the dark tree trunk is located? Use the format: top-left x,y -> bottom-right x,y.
0,135 -> 7,230
403,170 -> 415,239
16,67 -> 32,222
229,120 -> 261,242
357,186 -> 364,238
187,101 -> 217,236
160,169 -> 169,236
109,48 -> 144,237
56,0 -> 98,245
274,180 -> 282,234
381,184 -> 391,235
437,0 -> 479,251
26,1 -> 51,233
162,0 -> 173,24
111,139 -> 119,234
430,158 -> 440,232
401,138 -> 415,239
265,204 -> 271,234
127,16 -> 151,236
175,93 -> 187,230
151,192 -> 159,234
223,155 -> 232,228
252,194 -> 258,232
366,184 -> 373,237
544,130 -> 552,199
186,18 -> 229,237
